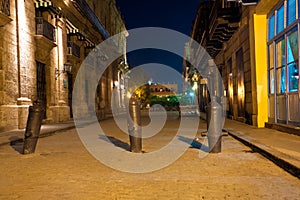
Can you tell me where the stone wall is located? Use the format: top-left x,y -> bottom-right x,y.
215,7 -> 256,125
0,0 -> 127,132
0,0 -> 36,131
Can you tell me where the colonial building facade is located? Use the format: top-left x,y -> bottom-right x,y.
149,83 -> 178,97
188,0 -> 300,128
0,0 -> 128,132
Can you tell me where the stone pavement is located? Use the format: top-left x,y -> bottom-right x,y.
1,111 -> 300,179
223,119 -> 300,179
0,121 -> 75,147
0,113 -> 300,199
199,112 -> 300,179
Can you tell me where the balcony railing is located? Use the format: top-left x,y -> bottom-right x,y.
67,42 -> 80,58
204,1 -> 241,57
71,0 -> 109,39
36,17 -> 56,42
208,2 -> 241,39
0,0 -> 10,16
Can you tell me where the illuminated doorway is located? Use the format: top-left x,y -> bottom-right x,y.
236,48 -> 245,118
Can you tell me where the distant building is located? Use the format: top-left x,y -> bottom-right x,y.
149,83 -> 178,97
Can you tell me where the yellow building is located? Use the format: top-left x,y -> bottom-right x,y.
0,0 -> 127,132
188,0 -> 300,127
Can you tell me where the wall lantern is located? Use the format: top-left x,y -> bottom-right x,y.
192,81 -> 198,91
55,62 -> 72,80
118,59 -> 129,70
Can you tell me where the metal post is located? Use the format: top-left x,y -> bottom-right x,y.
127,95 -> 142,153
207,96 -> 222,153
23,100 -> 45,154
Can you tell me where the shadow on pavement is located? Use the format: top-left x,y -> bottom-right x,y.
99,135 -> 130,151
9,136 -> 24,154
177,135 -> 209,152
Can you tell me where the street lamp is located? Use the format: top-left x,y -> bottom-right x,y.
192,81 -> 198,91
55,62 -> 72,80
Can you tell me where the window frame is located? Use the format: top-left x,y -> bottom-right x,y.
287,0 -> 297,26
286,28 -> 299,92
267,0 -> 300,95
268,43 -> 275,94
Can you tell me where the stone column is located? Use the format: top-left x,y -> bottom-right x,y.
106,65 -> 113,115
100,76 -> 107,119
58,18 -> 69,121
17,98 -> 32,129
16,0 -> 35,129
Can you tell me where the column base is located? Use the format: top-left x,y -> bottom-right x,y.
0,97 -> 32,132
17,97 -> 32,129
48,105 -> 70,123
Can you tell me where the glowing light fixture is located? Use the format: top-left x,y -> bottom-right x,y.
55,62 -> 72,80
192,82 -> 198,90
126,91 -> 131,99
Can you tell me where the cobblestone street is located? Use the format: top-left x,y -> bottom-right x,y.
0,115 -> 300,199
2,0 -> 300,199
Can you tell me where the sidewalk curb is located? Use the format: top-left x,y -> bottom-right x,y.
0,118 -> 106,147
229,131 -> 300,179
39,125 -> 76,138
265,122 -> 300,137
0,125 -> 76,147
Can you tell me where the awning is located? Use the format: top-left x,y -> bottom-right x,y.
66,19 -> 79,34
34,0 -> 52,8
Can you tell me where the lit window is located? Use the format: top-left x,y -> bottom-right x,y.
288,62 -> 298,92
268,43 -> 275,94
287,0 -> 296,26
276,39 -> 286,68
276,4 -> 285,34
287,31 -> 298,64
268,15 -> 275,40
277,67 -> 286,93
276,39 -> 286,94
270,68 -> 275,94
287,30 -> 299,92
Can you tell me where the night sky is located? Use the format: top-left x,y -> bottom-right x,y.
115,0 -> 199,73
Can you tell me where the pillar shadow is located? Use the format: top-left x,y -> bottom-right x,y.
177,135 -> 209,152
99,135 -> 131,151
9,136 -> 24,154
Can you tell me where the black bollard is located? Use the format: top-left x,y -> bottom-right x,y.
23,100 -> 45,154
127,96 -> 142,153
207,96 -> 222,153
